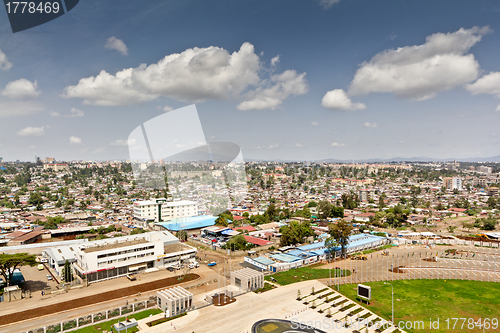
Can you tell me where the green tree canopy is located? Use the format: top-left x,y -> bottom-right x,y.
328,219 -> 353,258
0,253 -> 37,286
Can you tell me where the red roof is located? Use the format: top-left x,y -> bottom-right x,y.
233,225 -> 256,232
243,235 -> 272,246
449,208 -> 467,212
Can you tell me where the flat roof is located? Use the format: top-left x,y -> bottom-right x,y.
82,238 -> 149,253
164,242 -> 196,254
270,253 -> 302,263
156,215 -> 217,231
251,256 -> 275,266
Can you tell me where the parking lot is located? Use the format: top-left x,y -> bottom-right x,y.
21,264 -> 59,293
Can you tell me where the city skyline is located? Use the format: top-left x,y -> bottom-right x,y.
2,1 -> 500,162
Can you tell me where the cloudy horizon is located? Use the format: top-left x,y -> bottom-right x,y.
1,1 -> 500,162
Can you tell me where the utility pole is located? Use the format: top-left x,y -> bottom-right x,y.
384,282 -> 394,326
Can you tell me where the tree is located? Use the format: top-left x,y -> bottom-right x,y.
462,222 -> 474,232
265,203 -> 278,221
28,192 -> 44,206
62,259 -> 74,282
325,237 -> 339,259
215,216 -> 229,227
378,196 -> 386,209
482,218 -> 497,231
224,234 -> 252,251
0,253 -> 37,286
176,230 -> 188,241
279,221 -> 314,246
328,219 -> 353,259
318,200 -> 332,219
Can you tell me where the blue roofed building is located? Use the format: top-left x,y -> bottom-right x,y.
155,215 -> 217,231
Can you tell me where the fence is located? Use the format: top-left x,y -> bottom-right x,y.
25,297 -> 157,333
324,248 -> 500,290
391,237 -> 500,248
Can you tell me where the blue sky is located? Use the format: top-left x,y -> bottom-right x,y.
1,0 -> 500,162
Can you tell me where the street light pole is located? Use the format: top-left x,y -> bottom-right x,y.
384,282 -> 394,325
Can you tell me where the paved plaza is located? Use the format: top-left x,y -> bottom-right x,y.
139,280 -> 404,333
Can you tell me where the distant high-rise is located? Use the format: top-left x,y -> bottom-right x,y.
443,177 -> 462,191
478,166 -> 492,174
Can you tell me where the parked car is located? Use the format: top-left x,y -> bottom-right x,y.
37,264 -> 44,271
167,267 -> 174,272
47,274 -> 52,281
208,261 -> 217,267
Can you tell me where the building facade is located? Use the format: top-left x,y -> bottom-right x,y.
230,268 -> 264,291
443,177 -> 462,191
157,286 -> 193,317
43,231 -> 197,283
133,198 -> 197,222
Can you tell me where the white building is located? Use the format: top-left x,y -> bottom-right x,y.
43,231 -> 197,283
478,166 -> 493,174
443,177 -> 462,191
157,286 -> 193,317
133,198 -> 197,222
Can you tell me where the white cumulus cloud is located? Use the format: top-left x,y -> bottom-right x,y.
322,89 -> 366,110
271,55 -> 280,66
163,105 -> 173,112
466,71 -> 500,97
496,105 -> 500,112
69,108 -> 84,117
63,43 -> 306,110
364,122 -> 378,128
237,70 -> 308,110
311,122 -> 319,126
70,136 -> 82,145
2,79 -> 41,100
17,126 -> 44,136
349,26 -> 490,100
105,37 -> 128,56
0,48 -> 12,71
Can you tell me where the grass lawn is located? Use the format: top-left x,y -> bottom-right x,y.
254,282 -> 277,293
265,267 -> 351,285
339,279 -> 500,333
69,308 -> 162,333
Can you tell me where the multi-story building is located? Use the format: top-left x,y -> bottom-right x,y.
478,166 -> 493,174
473,178 -> 488,188
43,231 -> 197,283
133,198 -> 197,222
43,163 -> 69,172
358,189 -> 375,202
442,177 -> 462,191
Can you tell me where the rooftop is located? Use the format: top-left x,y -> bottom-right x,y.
81,238 -> 148,253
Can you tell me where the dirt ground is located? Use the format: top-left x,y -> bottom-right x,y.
0,273 -> 199,326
